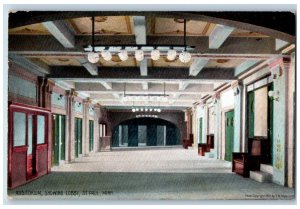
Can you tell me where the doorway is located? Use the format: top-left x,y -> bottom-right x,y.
52,114 -> 66,166
225,110 -> 234,161
89,120 -> 94,152
74,118 -> 83,158
199,117 -> 203,143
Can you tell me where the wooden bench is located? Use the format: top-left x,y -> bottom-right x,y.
232,138 -> 262,177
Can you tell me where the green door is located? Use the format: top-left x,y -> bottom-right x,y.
60,115 -> 66,160
79,118 -> 82,154
89,120 -> 94,151
268,84 -> 274,165
75,118 -> 80,158
199,118 -> 203,143
52,114 -> 60,166
248,91 -> 255,138
225,110 -> 234,161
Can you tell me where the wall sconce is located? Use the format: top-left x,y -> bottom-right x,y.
268,90 -> 279,101
234,86 -> 240,96
272,66 -> 282,80
58,94 -> 63,100
213,98 -> 218,104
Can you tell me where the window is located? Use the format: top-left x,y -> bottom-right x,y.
100,123 -> 107,137
13,112 -> 26,147
37,115 -> 45,144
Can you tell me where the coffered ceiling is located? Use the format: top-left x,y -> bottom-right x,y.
8,12 -> 294,110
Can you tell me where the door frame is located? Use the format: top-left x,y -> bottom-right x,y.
221,106 -> 234,161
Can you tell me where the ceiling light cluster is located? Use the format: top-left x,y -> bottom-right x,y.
87,48 -> 191,63
132,108 -> 161,113
86,16 -> 192,64
122,95 -> 168,102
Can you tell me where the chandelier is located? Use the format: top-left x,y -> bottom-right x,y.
121,83 -> 169,103
86,17 -> 193,63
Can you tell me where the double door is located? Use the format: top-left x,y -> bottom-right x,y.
52,114 -> 66,166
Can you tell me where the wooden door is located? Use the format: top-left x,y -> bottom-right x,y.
248,91 -> 255,138
74,118 -> 79,158
52,114 -> 60,166
89,120 -> 94,151
199,118 -> 203,143
60,115 -> 66,160
225,110 -> 234,161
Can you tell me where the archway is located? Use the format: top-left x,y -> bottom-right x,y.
112,117 -> 180,147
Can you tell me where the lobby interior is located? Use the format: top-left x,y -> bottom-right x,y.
5,10 -> 296,200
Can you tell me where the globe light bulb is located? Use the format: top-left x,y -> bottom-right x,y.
118,50 -> 128,61
167,49 -> 177,61
157,109 -> 161,112
87,52 -> 100,63
179,51 -> 191,63
101,50 -> 112,61
135,49 -> 144,61
132,108 -> 136,112
151,49 -> 160,61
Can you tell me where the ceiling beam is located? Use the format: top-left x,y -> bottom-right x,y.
8,53 -> 50,75
142,82 -> 149,90
140,59 -> 148,76
189,58 -> 209,76
54,80 -> 75,90
99,81 -> 113,90
75,83 -> 214,94
133,16 -> 146,45
178,81 -> 190,90
234,60 -> 261,77
9,35 -> 277,55
42,20 -> 75,48
48,66 -> 235,80
76,57 -> 98,75
275,39 -> 289,51
8,11 -> 295,42
112,93 -> 120,99
209,24 -> 234,49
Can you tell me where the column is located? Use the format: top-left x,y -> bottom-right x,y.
93,104 -> 101,152
268,57 -> 288,186
285,54 -> 295,188
82,99 -> 90,156
66,89 -> 75,162
233,80 -> 243,152
213,92 -> 221,159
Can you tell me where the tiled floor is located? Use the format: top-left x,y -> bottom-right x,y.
7,148 -> 295,201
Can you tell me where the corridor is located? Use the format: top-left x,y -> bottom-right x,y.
8,148 -> 294,200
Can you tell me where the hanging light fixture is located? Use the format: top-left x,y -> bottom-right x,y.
167,49 -> 177,61
87,16 -> 100,64
118,49 -> 128,61
179,19 -> 191,63
179,51 -> 191,63
151,49 -> 160,60
135,49 -> 144,61
101,50 -> 112,61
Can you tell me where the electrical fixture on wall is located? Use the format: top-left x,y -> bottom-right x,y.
85,17 -> 194,63
58,94 -> 63,100
271,66 -> 283,80
268,90 -> 280,101
234,86 -> 240,96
